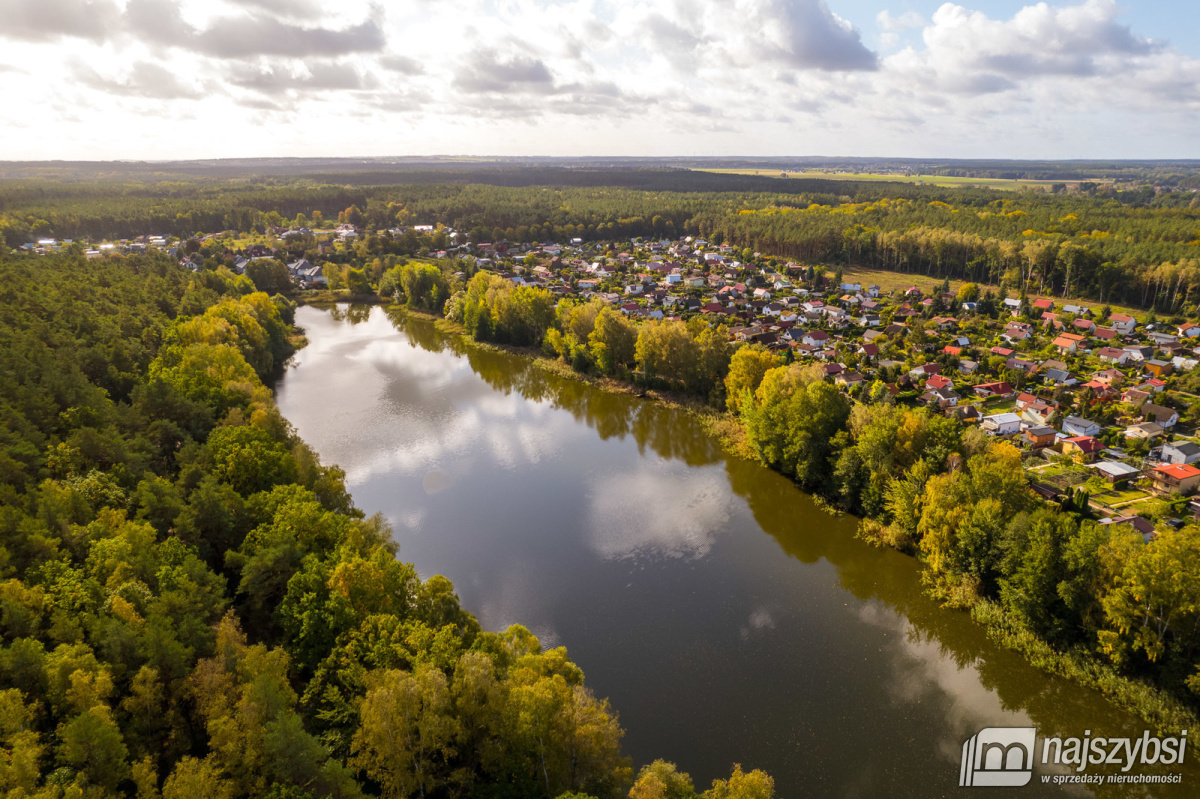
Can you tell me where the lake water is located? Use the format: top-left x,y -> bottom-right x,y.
276,304 -> 1195,797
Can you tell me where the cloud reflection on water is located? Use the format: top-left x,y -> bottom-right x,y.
858,601 -> 1033,767
282,307 -> 570,485
584,462 -> 732,561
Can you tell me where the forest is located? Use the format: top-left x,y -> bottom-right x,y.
0,251 -> 769,798
3,167 -> 1200,312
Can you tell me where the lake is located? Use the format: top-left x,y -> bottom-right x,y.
276,304 -> 1194,797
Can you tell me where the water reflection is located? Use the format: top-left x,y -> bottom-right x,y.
278,305 -> 1197,798
584,464 -> 732,561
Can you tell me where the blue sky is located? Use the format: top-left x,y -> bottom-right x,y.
837,0 -> 1200,55
0,0 -> 1197,160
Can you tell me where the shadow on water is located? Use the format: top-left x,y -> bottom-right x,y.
297,305 -> 1197,798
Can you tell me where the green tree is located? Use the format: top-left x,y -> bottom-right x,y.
725,346 -> 782,414
1099,528 -> 1200,664
351,666 -> 460,799
630,760 -> 697,799
589,309 -> 637,376
246,259 -> 292,295
702,765 -> 774,799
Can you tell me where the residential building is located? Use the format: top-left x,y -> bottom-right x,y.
1092,461 -> 1141,485
1161,441 -> 1200,465
1150,463 -> 1200,495
1142,403 -> 1180,428
1062,416 -> 1101,437
1024,425 -> 1056,449
981,413 -> 1022,436
1062,436 -> 1104,463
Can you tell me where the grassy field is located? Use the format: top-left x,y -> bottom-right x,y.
1100,487 -> 1152,505
694,168 -> 1108,192
835,265 -> 1148,318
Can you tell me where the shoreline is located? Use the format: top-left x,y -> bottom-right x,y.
297,295 -> 1198,735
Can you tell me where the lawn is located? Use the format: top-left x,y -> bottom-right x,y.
982,398 -> 1018,413
1095,487 -> 1151,506
835,265 -> 1149,318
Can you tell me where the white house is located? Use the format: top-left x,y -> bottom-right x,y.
1142,403 -> 1180,429
1109,313 -> 1137,335
981,413 -> 1022,436
1162,441 -> 1200,465
1062,416 -> 1101,437
802,331 -> 830,347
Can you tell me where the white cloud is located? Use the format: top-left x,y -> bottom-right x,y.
0,0 -> 122,42
73,58 -> 208,99
1,0 -> 1198,158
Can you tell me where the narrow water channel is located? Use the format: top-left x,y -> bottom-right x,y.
276,304 -> 1194,797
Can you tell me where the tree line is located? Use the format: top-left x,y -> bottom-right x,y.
5,172 -> 1199,313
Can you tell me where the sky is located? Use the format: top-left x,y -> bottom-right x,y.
0,0 -> 1197,161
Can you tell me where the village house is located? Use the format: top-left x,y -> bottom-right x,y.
920,386 -> 960,408
1062,416 -> 1101,437
925,374 -> 953,391
909,363 -> 941,379
1007,358 -> 1038,375
973,381 -> 1015,399
1144,359 -> 1173,378
1109,313 -> 1137,335
1020,402 -> 1057,426
1150,463 -> 1200,495
1125,421 -> 1164,441
1080,380 -> 1119,401
1123,387 -> 1152,407
835,371 -> 865,390
1092,461 -> 1141,486
1098,347 -> 1131,365
953,405 -> 982,424
1024,424 -> 1057,449
1062,436 -> 1104,463
1099,515 -> 1157,543
1052,333 -> 1086,355
1002,323 -> 1033,343
1161,441 -> 1200,465
1147,332 -> 1178,348
1042,367 -> 1077,387
801,330 -> 829,347
981,413 -> 1022,436
1142,403 -> 1180,429
1174,354 -> 1200,371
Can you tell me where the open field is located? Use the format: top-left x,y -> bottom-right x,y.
694,168 -> 1112,191
835,265 -> 1148,317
